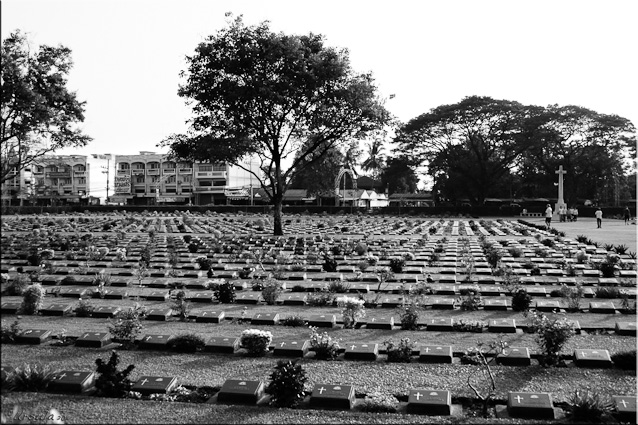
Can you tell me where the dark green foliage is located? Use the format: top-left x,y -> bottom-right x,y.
281,314 -> 306,327
187,243 -> 199,253
10,364 -> 60,392
485,246 -> 502,268
95,351 -> 135,398
170,290 -> 190,321
0,319 -> 22,343
594,286 -> 624,299
566,390 -> 615,423
389,257 -> 405,273
168,333 -> 206,353
74,299 -> 95,317
20,283 -> 45,315
397,303 -> 419,330
261,279 -> 284,305
384,338 -> 414,363
327,280 -> 350,293
511,288 -> 532,312
306,289 -> 334,307
453,319 -> 487,333
611,350 -> 636,370
265,359 -> 308,408
457,290 -> 482,311
214,281 -> 236,304
322,256 -> 338,272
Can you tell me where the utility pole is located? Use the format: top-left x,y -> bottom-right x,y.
93,154 -> 112,204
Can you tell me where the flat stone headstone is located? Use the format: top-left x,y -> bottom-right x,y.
205,336 -> 239,353
613,395 -> 637,423
535,300 -> 561,312
0,302 -> 21,314
48,371 -> 96,394
507,392 -> 554,419
432,284 -> 457,295
483,299 -> 508,311
145,308 -> 172,321
478,285 -> 501,296
40,275 -> 63,286
347,283 -> 370,293
103,289 -> 128,299
217,379 -> 265,405
488,318 -> 517,333
16,329 -> 52,345
281,293 -> 307,305
524,286 -> 547,297
573,349 -> 612,368
418,345 -> 453,363
379,296 -> 403,308
59,288 -> 89,298
110,277 -> 132,286
139,334 -> 174,350
343,343 -> 378,361
366,316 -> 394,330
497,347 -> 531,366
251,312 -> 279,325
307,314 -> 336,328
430,298 -> 456,310
131,376 -> 177,396
598,277 -> 619,286
309,384 -> 355,410
75,332 -> 111,348
406,389 -> 451,415
588,301 -> 616,314
235,293 -> 260,304
146,279 -> 169,288
91,306 -> 122,318
185,292 -> 213,303
424,318 -> 454,332
615,321 -> 637,336
271,340 -> 309,357
40,303 -> 73,316
191,310 -> 225,323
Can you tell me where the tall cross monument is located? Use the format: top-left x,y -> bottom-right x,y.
555,165 -> 567,210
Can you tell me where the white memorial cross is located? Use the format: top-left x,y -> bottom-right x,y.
618,399 -> 629,408
555,165 -> 567,208
318,387 -> 326,394
514,395 -> 524,403
140,378 -> 149,385
414,392 -> 422,400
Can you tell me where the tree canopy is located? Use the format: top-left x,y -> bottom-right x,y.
161,16 -> 389,234
1,30 -> 91,183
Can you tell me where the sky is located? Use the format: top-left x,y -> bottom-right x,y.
2,0 -> 637,199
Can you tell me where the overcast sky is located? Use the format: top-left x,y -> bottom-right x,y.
2,0 -> 637,197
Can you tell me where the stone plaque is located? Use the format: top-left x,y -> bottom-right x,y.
507,392 -> 554,419
478,285 -> 502,296
192,310 -> 225,323
615,321 -> 637,336
217,379 -> 265,404
205,336 -> 239,353
483,299 -> 508,311
347,283 -> 370,293
235,293 -> 260,304
76,332 -> 111,348
430,298 -> 456,310
524,286 -> 547,297
144,291 -> 170,301
588,302 -> 616,314
534,300 -> 561,312
418,345 -> 453,364
282,293 -> 307,305
343,343 -> 378,361
91,306 -> 121,318
145,308 -> 172,321
424,318 -> 454,332
16,329 -> 52,345
380,296 -> 403,308
146,279 -> 169,288
139,334 -> 174,350
131,376 -> 177,396
406,389 -> 451,415
59,288 -> 89,298
307,314 -> 336,328
103,289 -> 128,299
48,371 -> 96,394
497,347 -> 531,366
185,292 -> 213,303
488,318 -> 517,333
309,384 -> 355,410
366,317 -> 394,330
573,349 -> 612,368
272,340 -> 310,357
613,395 -> 636,423
432,284 -> 457,295
110,277 -> 132,286
1,302 -> 21,314
251,312 -> 279,326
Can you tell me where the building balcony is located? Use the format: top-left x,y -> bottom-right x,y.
132,169 -> 145,175
74,171 -> 86,177
196,171 -> 226,178
195,186 -> 225,193
162,169 -> 176,175
178,168 -> 193,174
146,169 -> 160,176
117,169 -> 130,176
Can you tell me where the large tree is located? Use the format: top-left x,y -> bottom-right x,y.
161,16 -> 389,234
289,136 -> 344,203
1,30 -> 91,183
361,136 -> 386,180
396,96 -> 532,205
381,155 -> 418,195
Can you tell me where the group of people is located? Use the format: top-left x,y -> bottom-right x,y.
556,205 -> 579,222
544,204 -> 633,229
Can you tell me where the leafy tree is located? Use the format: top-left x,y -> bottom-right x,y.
380,156 -> 418,195
361,136 -> 386,179
396,96 -> 531,205
1,30 -> 91,183
289,137 -> 344,202
161,16 -> 389,234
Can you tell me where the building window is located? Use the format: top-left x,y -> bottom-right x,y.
198,165 -> 212,172
119,163 -> 130,170
212,180 -> 226,187
212,164 -> 226,171
135,176 -> 145,184
78,178 -> 86,184
135,188 -> 145,194
165,187 -> 176,193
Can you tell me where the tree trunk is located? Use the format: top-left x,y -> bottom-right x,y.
273,198 -> 284,235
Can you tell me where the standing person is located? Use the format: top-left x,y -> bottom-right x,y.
559,205 -> 567,222
545,204 -> 553,228
567,207 -> 573,222
573,206 -> 578,222
624,206 -> 631,225
595,207 -> 603,228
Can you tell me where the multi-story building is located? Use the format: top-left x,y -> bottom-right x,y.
0,155 -> 91,206
110,152 -> 260,206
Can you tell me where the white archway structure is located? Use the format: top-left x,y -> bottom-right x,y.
334,167 -> 357,207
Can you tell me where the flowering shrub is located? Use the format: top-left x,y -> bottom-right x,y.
20,283 -> 45,315
336,295 -> 365,328
529,310 -> 575,366
240,329 -> 272,356
384,338 -> 415,363
308,326 -> 340,360
265,359 -> 308,408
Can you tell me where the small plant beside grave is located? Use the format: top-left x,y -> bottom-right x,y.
306,288 -> 335,307
389,257 -> 405,273
1,319 -> 22,343
167,333 -> 205,353
281,314 -> 306,327
384,338 -> 415,363
453,319 -> 487,333
4,273 -> 30,296
214,281 -> 236,304
308,326 -> 340,360
528,310 -> 575,367
336,295 -> 365,329
396,302 -> 420,330
170,290 -> 190,321
565,389 -> 616,423
74,299 -> 95,317
611,349 -> 636,370
108,303 -> 146,348
322,255 -> 338,272
559,283 -> 583,312
327,280 -> 350,293
95,350 -> 135,398
457,287 -> 482,311
240,329 -> 272,357
261,279 -> 284,305
592,254 -> 622,278
360,392 -> 399,413
9,363 -> 61,392
20,283 -> 45,315
465,338 -> 508,417
265,359 -> 308,408
510,288 -> 532,313
195,256 -> 213,270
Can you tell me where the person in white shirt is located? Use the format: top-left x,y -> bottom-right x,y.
545,204 -> 553,228
595,207 -> 603,228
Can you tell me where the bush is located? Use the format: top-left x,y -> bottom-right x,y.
595,286 -> 624,299
168,333 -> 205,353
108,303 -> 146,346
261,279 -> 284,305
511,288 -> 532,312
566,389 -> 615,423
170,290 -> 190,321
240,329 -> 272,357
306,289 -> 334,307
1,319 -> 22,343
360,392 -> 399,413
10,363 -> 60,392
457,289 -> 482,311
308,326 -> 340,360
75,299 -> 95,317
336,295 -> 365,329
281,314 -> 306,327
453,319 -> 486,333
397,302 -> 420,330
20,283 -> 45,315
322,256 -> 338,272
5,273 -> 30,296
389,258 -> 405,273
354,243 -> 368,256
384,338 -> 414,363
95,350 -> 135,398
214,281 -> 236,304
560,284 -> 584,312
485,246 -> 502,268
195,256 -> 213,270
327,280 -> 350,293
528,310 -> 575,366
265,359 -> 308,408
611,349 -> 636,370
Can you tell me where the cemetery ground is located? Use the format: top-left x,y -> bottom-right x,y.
0,212 -> 636,424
